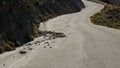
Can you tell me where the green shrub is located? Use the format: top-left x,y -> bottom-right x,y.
6,41 -> 15,48
0,46 -> 4,54
25,35 -> 34,41
1,43 -> 13,51
4,45 -> 13,51
15,41 -> 21,47
29,35 -> 34,40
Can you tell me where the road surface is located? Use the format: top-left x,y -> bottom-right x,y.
1,0 -> 120,68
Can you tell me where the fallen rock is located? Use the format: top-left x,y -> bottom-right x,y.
19,51 -> 27,55
28,47 -> 33,50
44,46 -> 46,48
28,43 -> 32,46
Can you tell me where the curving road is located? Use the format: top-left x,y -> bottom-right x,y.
3,0 -> 120,68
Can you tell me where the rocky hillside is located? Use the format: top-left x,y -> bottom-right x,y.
90,0 -> 120,29
100,0 -> 120,6
0,0 -> 85,53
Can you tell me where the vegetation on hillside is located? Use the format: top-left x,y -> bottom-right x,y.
89,0 -> 120,29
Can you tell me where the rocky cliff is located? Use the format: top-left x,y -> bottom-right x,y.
0,0 -> 85,53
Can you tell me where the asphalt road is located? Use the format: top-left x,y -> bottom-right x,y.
3,0 -> 120,68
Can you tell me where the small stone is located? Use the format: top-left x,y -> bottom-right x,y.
26,57 -> 28,58
28,43 -> 32,45
28,47 -> 32,50
3,64 -> 5,66
48,44 -> 50,46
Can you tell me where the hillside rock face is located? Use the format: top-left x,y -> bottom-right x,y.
0,0 -> 85,53
100,0 -> 120,6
